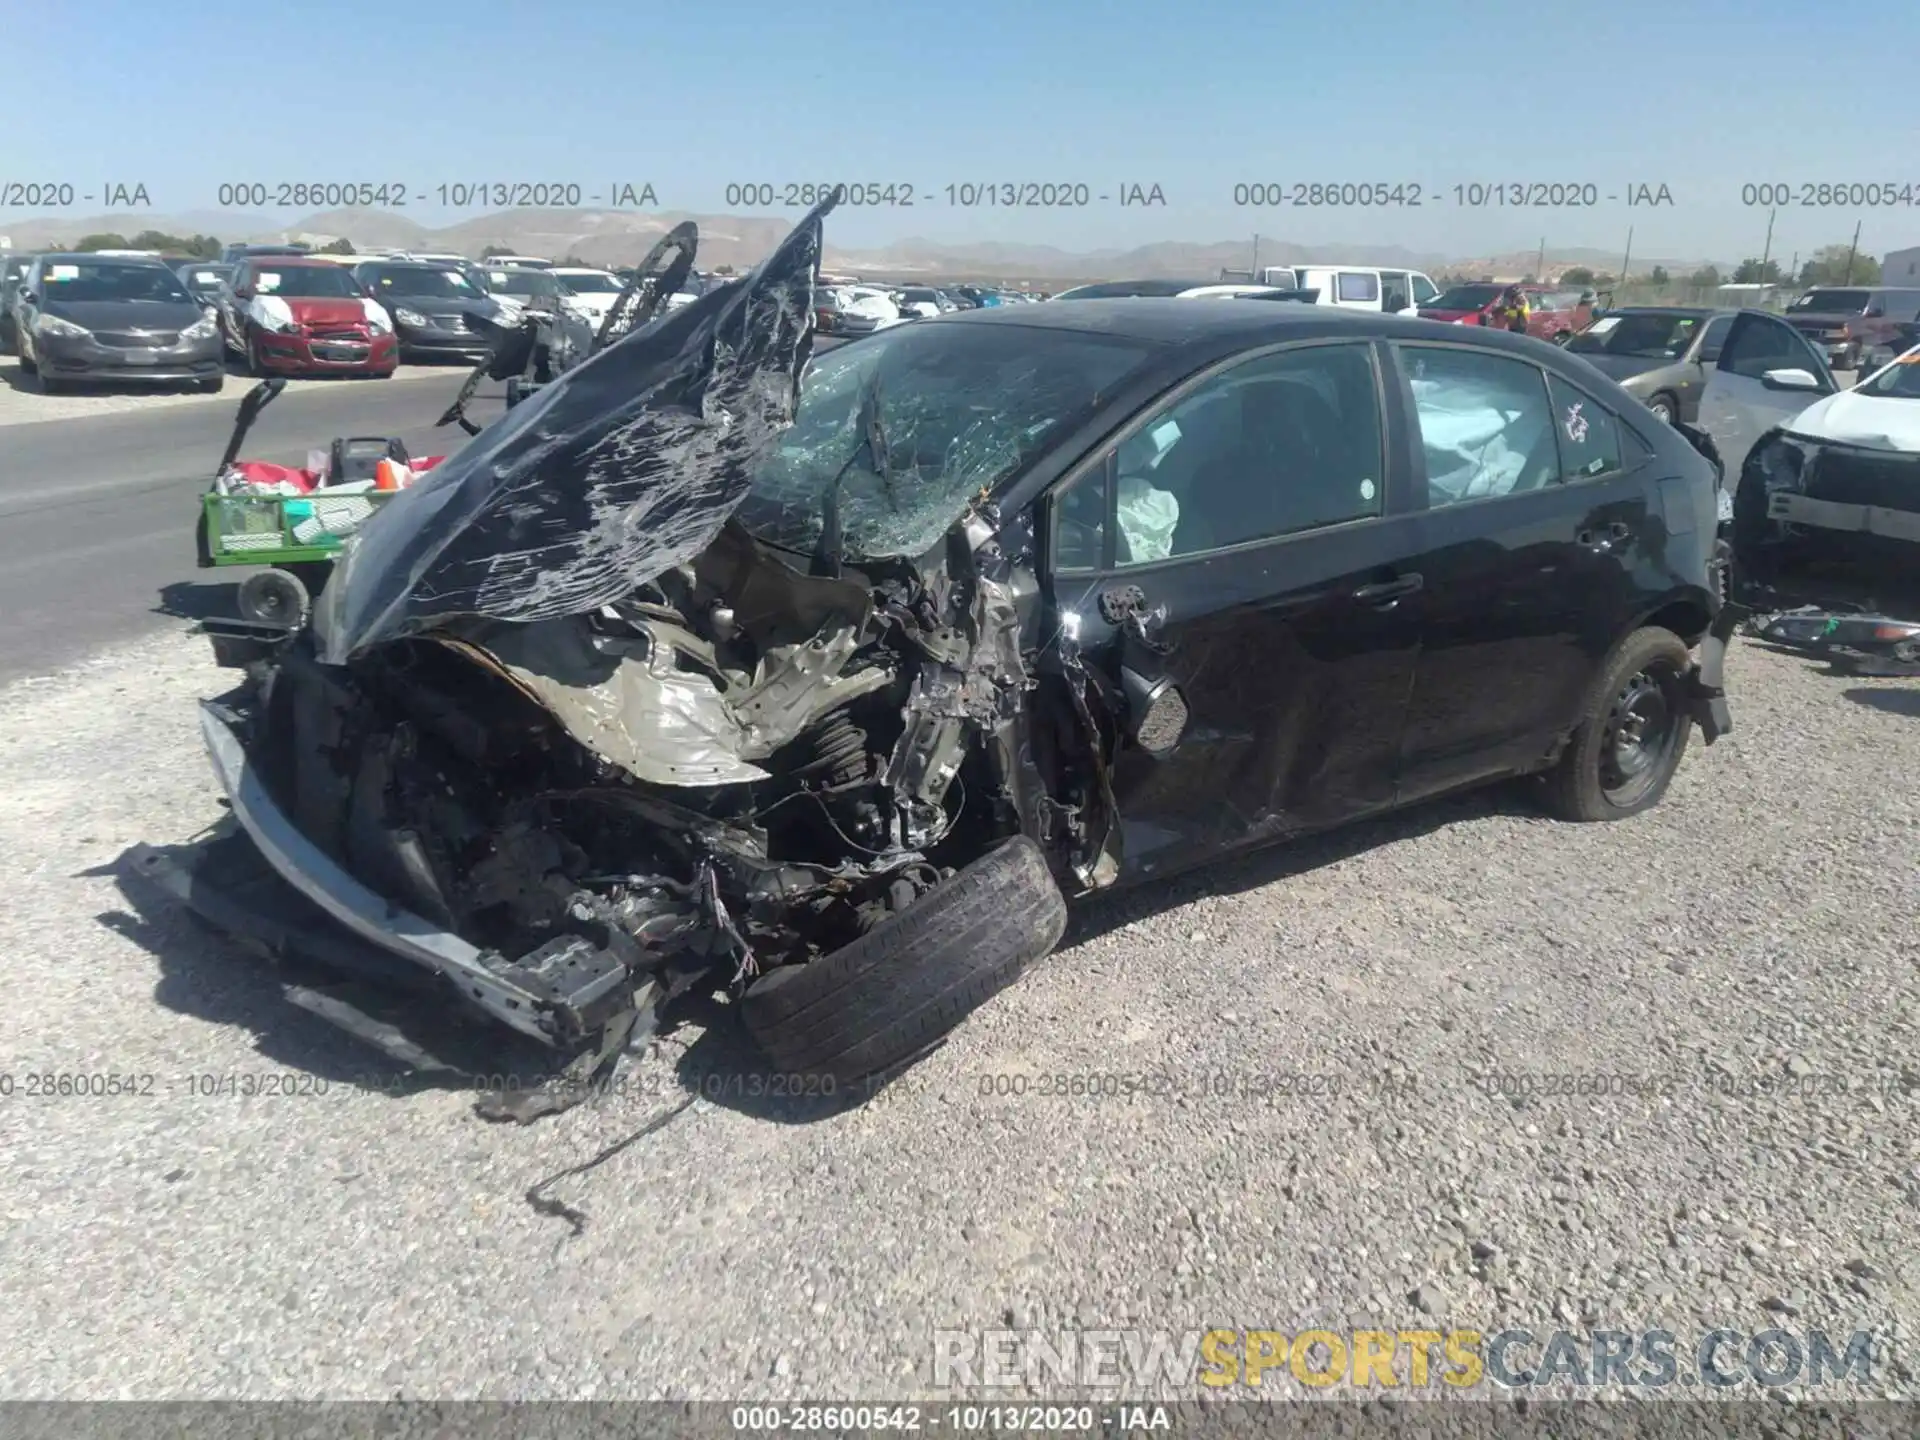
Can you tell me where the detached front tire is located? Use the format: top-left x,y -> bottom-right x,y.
1542,627 -> 1693,822
741,835 -> 1068,1086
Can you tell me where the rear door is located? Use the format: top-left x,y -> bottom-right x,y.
1047,338 -> 1425,881
1379,271 -> 1413,314
1389,342 -> 1656,799
1697,311 -> 1837,478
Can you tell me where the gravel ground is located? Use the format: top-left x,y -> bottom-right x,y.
1,625 -> 1916,1404
0,353 -> 456,426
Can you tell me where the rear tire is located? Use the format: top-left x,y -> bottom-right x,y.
741,835 -> 1068,1086
1542,628 -> 1693,822
18,349 -> 38,376
197,374 -> 225,394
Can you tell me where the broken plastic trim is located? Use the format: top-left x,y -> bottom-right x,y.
315,193 -> 837,665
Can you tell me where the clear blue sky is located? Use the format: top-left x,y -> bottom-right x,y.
6,0 -> 1918,263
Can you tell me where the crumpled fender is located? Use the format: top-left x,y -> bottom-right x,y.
313,194 -> 837,664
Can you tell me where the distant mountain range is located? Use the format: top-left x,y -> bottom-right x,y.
0,206 -> 1723,281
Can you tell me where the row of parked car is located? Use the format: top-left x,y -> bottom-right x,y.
0,242 -> 719,390
812,282 -> 1045,335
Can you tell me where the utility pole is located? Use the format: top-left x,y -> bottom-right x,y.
1618,227 -> 1633,286
1843,221 -> 1862,284
1536,236 -> 1546,280
1759,207 -> 1776,274
1251,233 -> 1260,280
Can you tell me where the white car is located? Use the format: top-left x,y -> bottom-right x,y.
484,254 -> 553,270
1698,318 -> 1920,556
549,267 -> 626,330
482,266 -> 572,320
837,286 -> 905,335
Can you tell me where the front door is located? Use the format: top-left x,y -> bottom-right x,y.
1697,311 -> 1836,479
1047,339 -> 1424,882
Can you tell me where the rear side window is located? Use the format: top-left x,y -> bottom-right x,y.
1545,376 -> 1626,480
1336,272 -> 1380,303
1401,345 -> 1558,506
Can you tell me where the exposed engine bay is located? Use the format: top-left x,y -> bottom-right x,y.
221,495 -> 1099,1052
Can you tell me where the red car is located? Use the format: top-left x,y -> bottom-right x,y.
1416,283 -> 1593,343
217,256 -> 398,378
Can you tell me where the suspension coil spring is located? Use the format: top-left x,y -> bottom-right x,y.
793,710 -> 868,787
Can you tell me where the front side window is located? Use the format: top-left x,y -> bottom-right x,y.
1100,343 -> 1385,566
1719,315 -> 1819,378
1401,345 -> 1559,506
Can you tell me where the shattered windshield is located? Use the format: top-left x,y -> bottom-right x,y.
735,322 -> 1157,561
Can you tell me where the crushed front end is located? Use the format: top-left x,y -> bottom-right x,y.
153,197 -> 1091,1091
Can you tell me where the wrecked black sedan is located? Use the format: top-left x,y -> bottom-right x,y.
159,199 -> 1737,1091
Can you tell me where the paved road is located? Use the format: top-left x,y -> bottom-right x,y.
0,331 -> 851,685
0,373 -> 478,683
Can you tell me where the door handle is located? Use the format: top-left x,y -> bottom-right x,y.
1351,573 -> 1423,606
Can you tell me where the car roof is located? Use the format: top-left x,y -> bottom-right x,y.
237,255 -> 335,267
930,296 -> 1431,344
34,251 -> 169,265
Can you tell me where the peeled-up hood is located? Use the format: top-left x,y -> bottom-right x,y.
313,195 -> 834,665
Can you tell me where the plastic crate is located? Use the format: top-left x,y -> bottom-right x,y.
204,489 -> 398,566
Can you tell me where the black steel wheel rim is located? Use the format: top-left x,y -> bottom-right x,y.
1599,665 -> 1679,804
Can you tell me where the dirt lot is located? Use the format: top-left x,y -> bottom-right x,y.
1,620 -> 1915,1402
